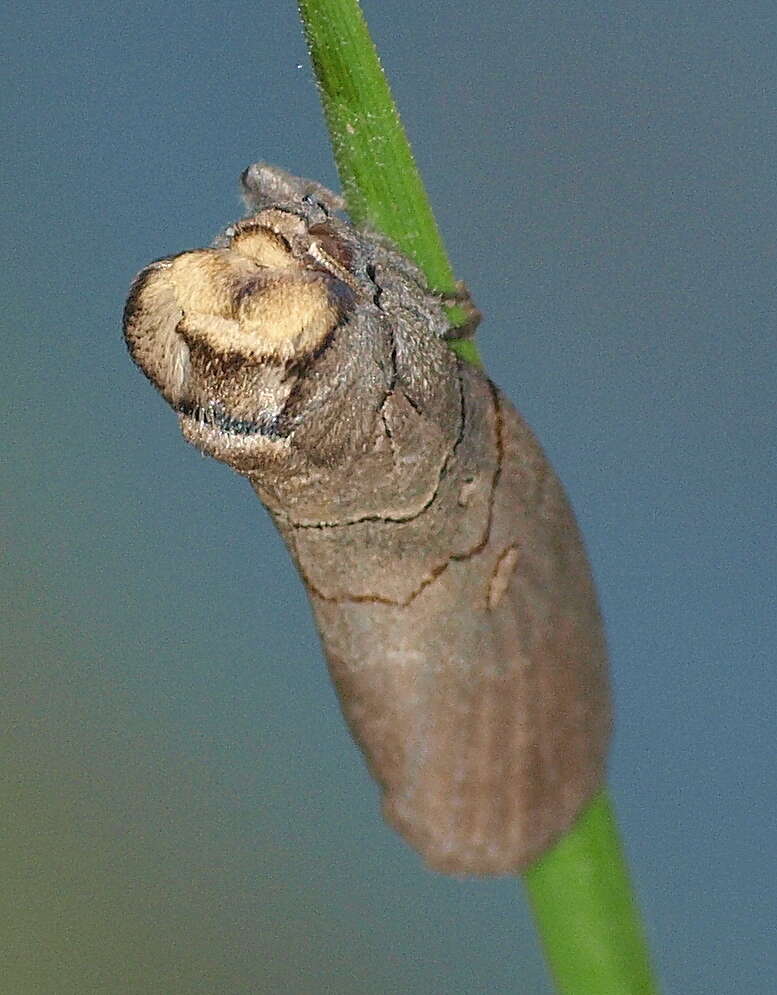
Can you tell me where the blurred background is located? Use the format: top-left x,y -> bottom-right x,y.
3,1 -> 775,991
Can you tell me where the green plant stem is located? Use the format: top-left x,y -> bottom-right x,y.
297,0 -> 452,280
525,793 -> 657,994
297,0 -> 478,365
296,1 -> 659,992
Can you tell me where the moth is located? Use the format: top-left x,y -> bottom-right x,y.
123,163 -> 611,874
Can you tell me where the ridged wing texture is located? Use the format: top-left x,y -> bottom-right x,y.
291,371 -> 610,874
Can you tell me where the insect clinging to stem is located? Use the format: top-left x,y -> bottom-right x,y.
123,163 -> 611,874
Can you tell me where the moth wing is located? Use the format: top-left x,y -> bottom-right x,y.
309,380 -> 610,875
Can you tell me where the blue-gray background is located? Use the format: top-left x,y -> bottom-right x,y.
3,1 -> 774,992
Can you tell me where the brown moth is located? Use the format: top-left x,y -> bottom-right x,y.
123,163 -> 611,874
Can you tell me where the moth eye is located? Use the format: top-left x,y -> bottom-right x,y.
230,225 -> 299,270
307,223 -> 354,272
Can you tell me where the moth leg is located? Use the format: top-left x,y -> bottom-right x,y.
440,281 -> 481,340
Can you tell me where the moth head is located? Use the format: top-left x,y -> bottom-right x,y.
123,204 -> 366,458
